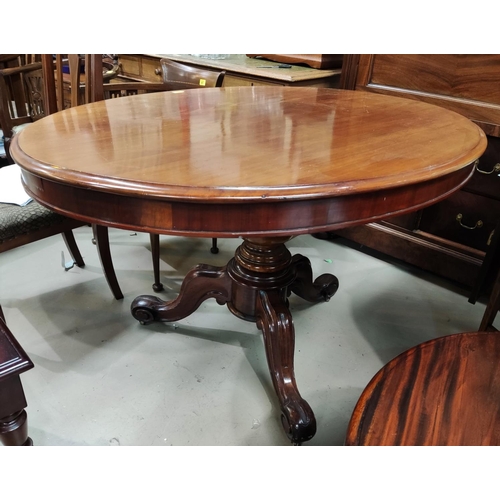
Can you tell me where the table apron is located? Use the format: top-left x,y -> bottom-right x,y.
21,166 -> 474,238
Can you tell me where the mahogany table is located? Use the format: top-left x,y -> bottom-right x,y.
10,87 -> 487,444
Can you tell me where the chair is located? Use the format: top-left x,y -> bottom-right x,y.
0,57 -> 86,277
345,331 -> 500,445
149,58 -> 226,289
86,55 -> 226,293
0,55 -> 45,163
40,54 -> 126,299
0,305 -> 34,446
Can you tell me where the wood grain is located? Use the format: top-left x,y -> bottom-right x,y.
346,332 -> 500,446
356,55 -> 500,135
10,87 -> 487,237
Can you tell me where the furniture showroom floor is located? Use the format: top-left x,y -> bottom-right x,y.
1,227 -> 492,446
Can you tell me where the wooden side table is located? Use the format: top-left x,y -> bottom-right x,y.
346,331 -> 500,446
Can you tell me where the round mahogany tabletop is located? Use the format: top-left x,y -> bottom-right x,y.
11,87 -> 487,238
346,331 -> 500,446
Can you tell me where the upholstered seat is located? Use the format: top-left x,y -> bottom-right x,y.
0,201 -> 69,243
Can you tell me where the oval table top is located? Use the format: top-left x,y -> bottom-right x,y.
11,87 -> 487,237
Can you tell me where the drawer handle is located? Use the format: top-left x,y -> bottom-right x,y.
475,160 -> 500,175
155,68 -> 162,76
456,213 -> 483,230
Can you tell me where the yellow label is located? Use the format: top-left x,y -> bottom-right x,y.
199,78 -> 207,86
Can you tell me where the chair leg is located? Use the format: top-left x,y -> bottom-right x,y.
210,237 -> 219,254
61,230 -> 85,267
480,267 -> 500,331
93,224 -> 124,300
150,233 -> 164,292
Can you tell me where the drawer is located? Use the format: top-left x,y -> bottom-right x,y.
419,190 -> 499,252
140,57 -> 163,82
118,55 -> 163,82
463,135 -> 500,200
118,54 -> 141,78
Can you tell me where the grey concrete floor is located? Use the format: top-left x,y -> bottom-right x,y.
0,227 -> 492,446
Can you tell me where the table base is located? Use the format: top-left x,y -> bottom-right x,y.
131,237 -> 339,444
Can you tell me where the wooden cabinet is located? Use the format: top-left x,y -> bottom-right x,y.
117,54 -> 342,88
335,55 -> 500,290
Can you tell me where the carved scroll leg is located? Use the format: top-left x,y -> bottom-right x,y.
256,289 -> 316,444
289,254 -> 339,303
131,264 -> 232,325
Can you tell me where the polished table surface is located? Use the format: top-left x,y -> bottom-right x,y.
11,87 -> 487,444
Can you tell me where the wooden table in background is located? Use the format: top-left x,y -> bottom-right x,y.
11,87 -> 486,444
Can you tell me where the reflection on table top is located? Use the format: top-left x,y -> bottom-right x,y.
13,87 -> 486,203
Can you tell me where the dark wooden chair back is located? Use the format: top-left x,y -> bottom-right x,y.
0,55 -> 86,269
40,54 -> 121,113
0,58 -> 45,161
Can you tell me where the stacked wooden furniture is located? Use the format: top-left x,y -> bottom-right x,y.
336,55 -> 500,292
116,54 -> 342,89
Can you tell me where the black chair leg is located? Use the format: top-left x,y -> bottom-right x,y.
150,233 -> 164,292
93,224 -> 124,300
210,238 -> 219,254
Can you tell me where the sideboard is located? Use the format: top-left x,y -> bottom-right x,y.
116,54 -> 342,88
335,55 -> 500,292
